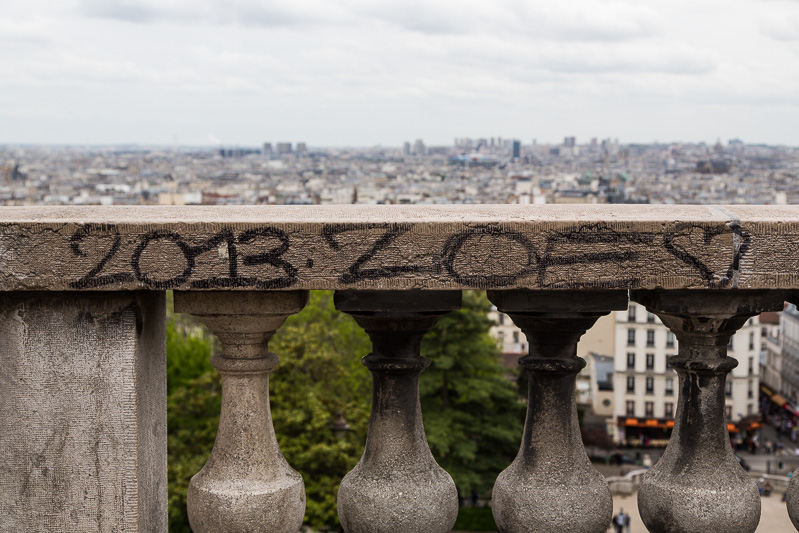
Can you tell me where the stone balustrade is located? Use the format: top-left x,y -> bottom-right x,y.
3,205 -> 799,532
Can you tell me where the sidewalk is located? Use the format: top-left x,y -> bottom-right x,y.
737,422 -> 799,475
609,491 -> 794,532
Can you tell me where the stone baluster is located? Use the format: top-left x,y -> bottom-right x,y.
174,290 -> 309,533
486,290 -> 627,533
632,289 -> 784,533
334,290 -> 461,533
788,472 -> 799,531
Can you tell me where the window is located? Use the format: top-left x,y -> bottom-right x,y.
628,305 -> 636,322
626,401 -> 635,416
513,331 -> 519,343
748,380 -> 753,399
665,402 -> 674,418
749,332 -> 755,350
665,378 -> 674,395
646,330 -> 655,347
666,331 -> 675,348
627,329 -> 636,346
498,331 -> 504,344
627,352 -> 635,370
748,357 -> 754,376
646,353 -> 654,370
627,376 -> 635,392
728,336 -> 734,350
645,402 -> 654,417
747,404 -> 754,415
646,377 -> 654,394
726,405 -> 733,420
725,381 -> 733,398
647,312 -> 656,323
498,314 -> 505,325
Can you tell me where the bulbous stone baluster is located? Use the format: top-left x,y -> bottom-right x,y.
174,291 -> 309,533
486,290 -> 627,533
787,468 -> 799,530
632,289 -> 785,533
334,290 -> 461,533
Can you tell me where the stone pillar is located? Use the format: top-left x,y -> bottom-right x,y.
334,290 -> 461,533
0,291 -> 166,532
787,470 -> 799,530
174,290 -> 308,533
486,290 -> 627,533
632,289 -> 785,533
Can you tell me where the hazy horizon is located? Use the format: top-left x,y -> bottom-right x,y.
2,138 -> 798,150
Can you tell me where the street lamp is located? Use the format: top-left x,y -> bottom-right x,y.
330,410 -> 351,440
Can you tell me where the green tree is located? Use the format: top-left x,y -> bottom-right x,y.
165,304 -> 218,532
420,291 -> 525,498
269,291 -> 372,529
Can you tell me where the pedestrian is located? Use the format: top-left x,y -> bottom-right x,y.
612,510 -> 625,533
624,511 -> 631,533
642,453 -> 652,469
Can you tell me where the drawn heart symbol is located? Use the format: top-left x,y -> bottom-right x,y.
663,223 -> 746,288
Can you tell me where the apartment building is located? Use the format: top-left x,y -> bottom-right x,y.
780,304 -> 799,402
613,302 -> 761,446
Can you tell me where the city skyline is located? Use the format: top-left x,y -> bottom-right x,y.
2,0 -> 799,146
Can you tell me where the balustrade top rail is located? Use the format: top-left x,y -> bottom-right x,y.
2,204 -> 799,291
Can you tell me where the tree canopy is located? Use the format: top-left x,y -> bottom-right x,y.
421,290 -> 524,497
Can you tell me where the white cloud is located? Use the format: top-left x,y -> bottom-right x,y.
760,10 -> 799,41
1,0 -> 798,145
77,0 -> 352,26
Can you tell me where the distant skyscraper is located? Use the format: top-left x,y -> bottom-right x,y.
564,136 -> 576,147
263,142 -> 272,155
277,142 -> 292,154
403,142 -> 411,155
413,139 -> 425,156
296,142 -> 307,153
512,140 -> 521,159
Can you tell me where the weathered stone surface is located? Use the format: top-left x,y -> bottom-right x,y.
174,290 -> 308,533
487,290 -> 627,533
0,291 -> 167,532
335,290 -> 460,533
3,205 -> 799,291
632,289 -> 786,533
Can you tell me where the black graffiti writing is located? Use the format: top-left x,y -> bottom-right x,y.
68,221 -> 750,289
322,223 -> 433,283
441,227 -> 538,286
69,225 -> 299,290
69,224 -> 135,289
663,223 -> 750,288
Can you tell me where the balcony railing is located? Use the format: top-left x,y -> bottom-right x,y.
3,204 -> 799,532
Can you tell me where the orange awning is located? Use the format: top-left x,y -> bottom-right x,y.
623,418 -> 672,428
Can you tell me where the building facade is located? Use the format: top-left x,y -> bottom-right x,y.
780,304 -> 799,402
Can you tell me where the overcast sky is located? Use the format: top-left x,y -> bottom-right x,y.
1,0 -> 798,147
